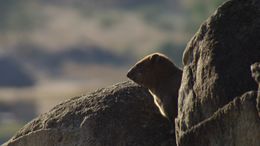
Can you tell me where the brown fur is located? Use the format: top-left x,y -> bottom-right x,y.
127,53 -> 182,122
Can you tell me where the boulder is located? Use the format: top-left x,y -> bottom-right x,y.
4,81 -> 175,146
177,91 -> 260,146
177,0 -> 260,145
179,0 -> 260,131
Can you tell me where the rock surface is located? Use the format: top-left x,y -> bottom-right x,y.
177,91 -> 260,146
4,81 -> 174,146
179,0 -> 260,131
251,62 -> 260,115
177,0 -> 260,145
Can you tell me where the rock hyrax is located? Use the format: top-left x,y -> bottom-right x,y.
127,53 -> 182,122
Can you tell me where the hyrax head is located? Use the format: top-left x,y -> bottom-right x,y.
127,53 -> 174,89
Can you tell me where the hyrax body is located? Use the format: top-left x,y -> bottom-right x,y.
127,53 -> 182,122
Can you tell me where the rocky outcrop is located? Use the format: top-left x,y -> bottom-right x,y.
177,0 -> 260,145
177,91 -> 260,146
4,81 -> 174,146
251,62 -> 260,115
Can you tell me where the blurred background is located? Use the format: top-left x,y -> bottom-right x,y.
0,0 -> 225,144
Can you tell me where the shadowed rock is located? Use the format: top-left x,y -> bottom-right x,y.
177,91 -> 260,146
4,81 -> 174,146
251,62 -> 260,115
177,0 -> 260,145
179,0 -> 260,132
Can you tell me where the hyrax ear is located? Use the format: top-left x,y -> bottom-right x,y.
150,53 -> 160,64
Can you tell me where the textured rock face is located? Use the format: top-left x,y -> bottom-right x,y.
179,0 -> 260,132
4,81 -> 175,146
251,62 -> 260,114
177,0 -> 260,145
178,91 -> 260,146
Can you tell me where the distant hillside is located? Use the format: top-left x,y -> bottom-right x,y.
12,44 -> 132,75
59,46 -> 131,65
0,57 -> 35,87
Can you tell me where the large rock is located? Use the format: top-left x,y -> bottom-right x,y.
178,91 -> 260,146
251,62 -> 260,115
4,81 -> 174,146
177,0 -> 260,145
179,0 -> 260,131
